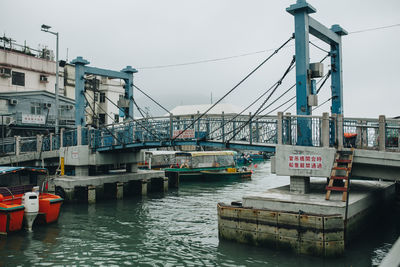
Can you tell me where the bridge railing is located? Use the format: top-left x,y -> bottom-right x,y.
0,114 -> 398,157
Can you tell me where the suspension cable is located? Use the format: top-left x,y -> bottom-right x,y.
103,94 -> 162,140
133,84 -> 171,115
204,64 -> 296,139
313,96 -> 333,111
172,35 -> 294,141
316,70 -> 331,94
227,56 -> 296,142
83,93 -> 125,144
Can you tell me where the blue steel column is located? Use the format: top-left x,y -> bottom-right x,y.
330,25 -> 347,115
122,66 -> 138,120
71,56 -> 90,127
287,1 -> 316,146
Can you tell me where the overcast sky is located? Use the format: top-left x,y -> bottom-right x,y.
1,0 -> 399,118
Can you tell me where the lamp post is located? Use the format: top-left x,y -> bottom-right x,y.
41,24 -> 59,134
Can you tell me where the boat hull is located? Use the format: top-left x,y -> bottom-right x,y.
37,194 -> 63,224
200,170 -> 252,180
0,203 -> 24,235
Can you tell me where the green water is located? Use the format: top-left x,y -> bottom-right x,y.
1,162 -> 399,266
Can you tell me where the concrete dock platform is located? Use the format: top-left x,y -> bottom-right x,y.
218,179 -> 395,256
51,169 -> 171,203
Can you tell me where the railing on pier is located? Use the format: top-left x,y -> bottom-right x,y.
0,113 -> 399,157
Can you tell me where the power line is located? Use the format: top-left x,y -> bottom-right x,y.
136,23 -> 400,70
348,23 -> 400,34
172,35 -> 294,141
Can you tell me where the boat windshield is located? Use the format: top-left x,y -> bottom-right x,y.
176,154 -> 235,168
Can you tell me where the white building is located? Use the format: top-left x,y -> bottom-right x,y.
0,36 -> 125,128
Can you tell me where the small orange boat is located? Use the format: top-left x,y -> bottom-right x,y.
0,167 -> 63,235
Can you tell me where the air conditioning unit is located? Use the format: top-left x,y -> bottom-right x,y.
9,99 -> 18,105
0,68 -> 11,78
40,75 -> 48,82
43,103 -> 52,108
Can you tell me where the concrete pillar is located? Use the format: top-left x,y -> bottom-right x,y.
277,112 -> 283,145
167,172 -> 179,188
290,176 -> 310,194
285,112 -> 292,145
150,177 -> 169,192
321,112 -> 330,147
116,182 -> 124,199
50,133 -> 54,151
36,134 -> 43,152
163,177 -> 169,192
337,114 -> 344,150
77,125 -> 82,146
15,136 -> 20,156
75,166 -> 89,176
356,120 -> 362,148
379,115 -> 386,151
88,185 -> 96,204
140,179 -> 148,195
60,128 -> 64,148
126,163 -> 138,173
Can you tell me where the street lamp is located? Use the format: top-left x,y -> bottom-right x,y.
41,24 -> 59,134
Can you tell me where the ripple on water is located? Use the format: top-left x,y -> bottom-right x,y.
0,162 -> 397,266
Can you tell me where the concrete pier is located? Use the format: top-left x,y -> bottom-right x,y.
218,179 -> 395,256
53,170 -> 168,203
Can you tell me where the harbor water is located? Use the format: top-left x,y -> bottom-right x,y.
1,162 -> 399,266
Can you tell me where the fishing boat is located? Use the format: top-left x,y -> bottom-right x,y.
139,150 -> 177,170
0,167 -> 63,235
200,167 -> 252,181
164,151 -> 251,181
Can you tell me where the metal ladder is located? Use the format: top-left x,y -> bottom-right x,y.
325,148 -> 354,201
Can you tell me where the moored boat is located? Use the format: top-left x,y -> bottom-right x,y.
0,167 -> 63,234
200,167 -> 252,180
165,151 -> 251,182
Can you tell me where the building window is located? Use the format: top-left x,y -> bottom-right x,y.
12,71 -> 25,86
99,113 -> 106,125
94,92 -> 99,102
30,102 -> 42,115
114,114 -> 119,123
100,92 -> 106,103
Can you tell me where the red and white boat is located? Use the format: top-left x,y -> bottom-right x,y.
0,167 -> 63,235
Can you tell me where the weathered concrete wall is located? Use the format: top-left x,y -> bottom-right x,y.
61,146 -> 142,166
218,204 -> 344,256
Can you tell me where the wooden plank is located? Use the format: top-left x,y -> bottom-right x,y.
278,227 -> 299,239
258,210 -> 278,226
278,212 -> 299,227
324,215 -> 344,230
218,217 -> 239,229
300,215 -> 324,230
257,223 -> 277,235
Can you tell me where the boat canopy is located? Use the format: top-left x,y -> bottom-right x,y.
0,167 -> 47,175
175,151 -> 235,168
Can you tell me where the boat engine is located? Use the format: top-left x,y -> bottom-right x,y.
22,192 -> 39,231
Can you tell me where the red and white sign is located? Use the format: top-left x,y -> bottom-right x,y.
173,129 -> 195,139
22,114 -> 46,125
288,154 -> 323,170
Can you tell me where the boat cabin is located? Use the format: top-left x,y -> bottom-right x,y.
174,151 -> 236,169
